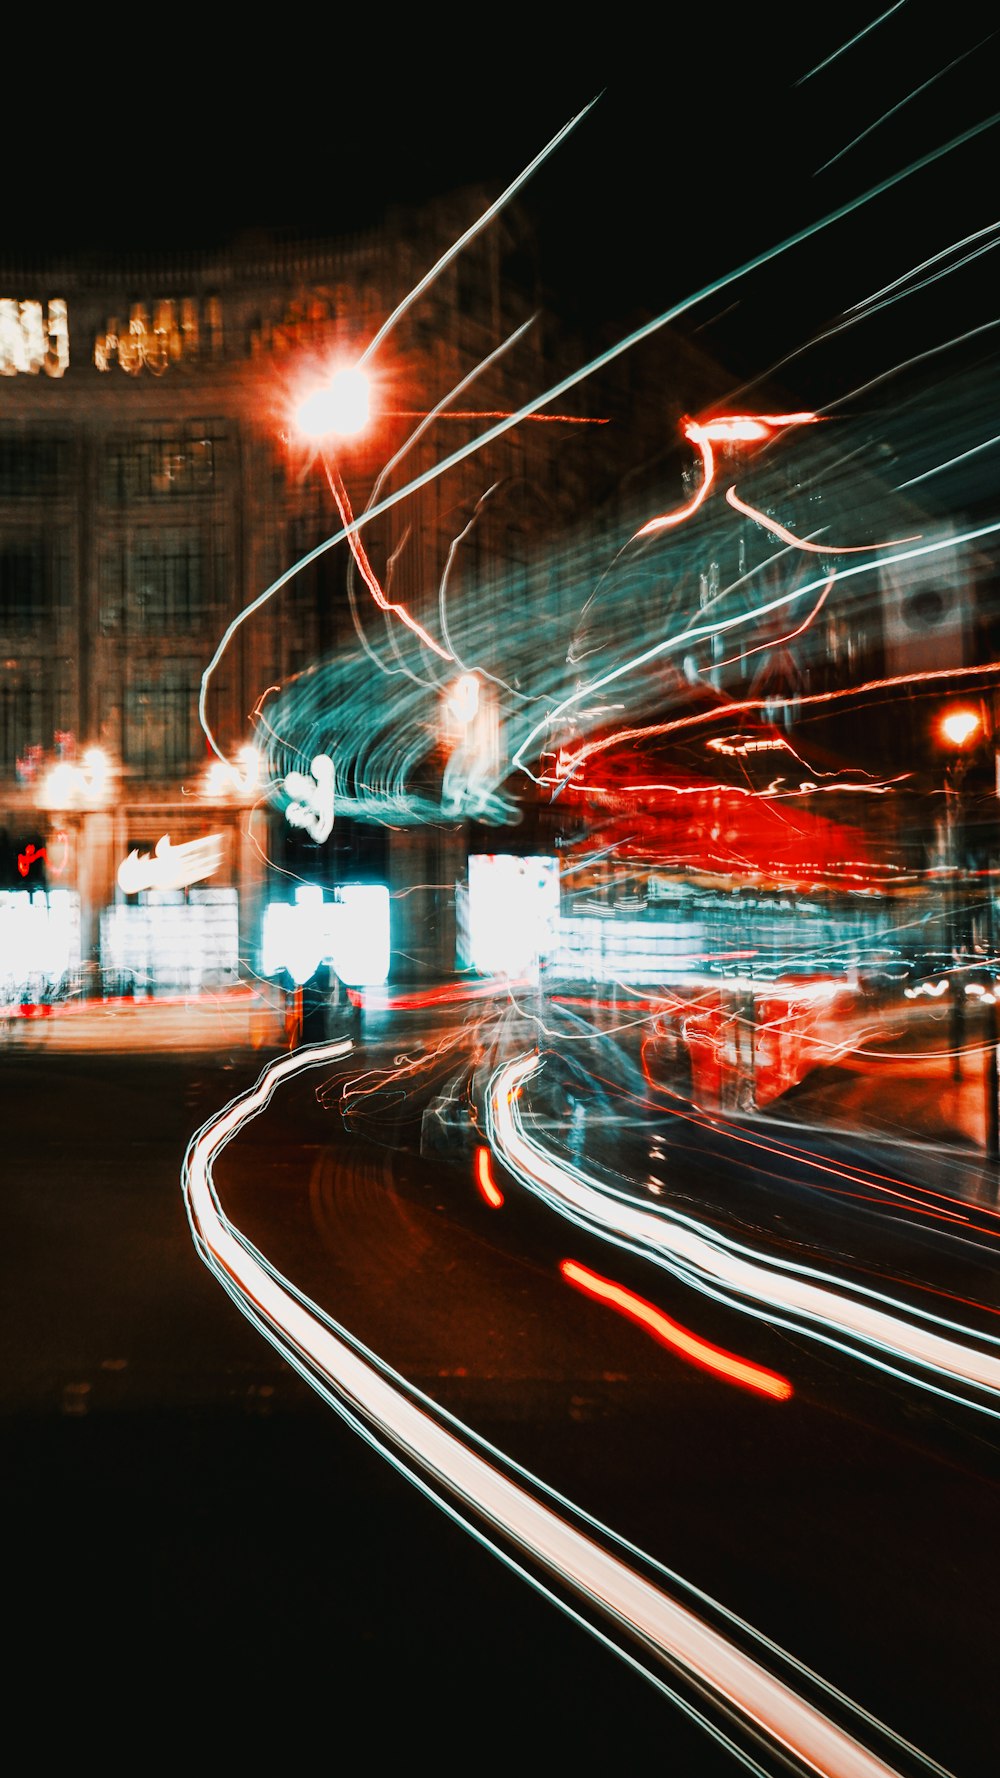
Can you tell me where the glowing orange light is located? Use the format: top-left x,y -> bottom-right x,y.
294,365 -> 371,439
940,708 -> 981,747
560,1258 -> 793,1400
633,412 -> 822,541
697,412 -> 820,443
726,485 -> 919,555
475,1146 -> 504,1208
392,409 -> 610,425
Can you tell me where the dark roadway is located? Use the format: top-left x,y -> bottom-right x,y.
5,1040 -> 999,1774
3,1046 -> 728,1770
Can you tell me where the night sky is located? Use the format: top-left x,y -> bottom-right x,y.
13,22 -> 996,265
5,18 -> 998,389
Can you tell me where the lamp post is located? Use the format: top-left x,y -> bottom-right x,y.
938,706 -> 998,1157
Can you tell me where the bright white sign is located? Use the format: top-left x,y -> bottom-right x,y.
284,755 -> 335,843
261,884 -> 390,987
118,833 -> 225,895
467,855 -> 560,977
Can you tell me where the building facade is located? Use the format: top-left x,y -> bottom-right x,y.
2,192 -> 707,1002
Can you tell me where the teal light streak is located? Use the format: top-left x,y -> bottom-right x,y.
795,3 -> 909,85
200,106 -> 1000,763
510,520 -> 1000,782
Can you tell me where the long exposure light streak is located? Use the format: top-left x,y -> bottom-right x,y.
633,414 -> 822,540
357,97 -> 599,368
813,39 -> 988,175
560,1258 -> 794,1400
198,108 -> 1000,767
848,219 -> 1000,313
723,486 -> 918,555
795,4 -> 908,85
519,522 -> 1000,788
487,1052 -> 1000,1416
183,1042 -> 938,1778
323,456 -> 453,662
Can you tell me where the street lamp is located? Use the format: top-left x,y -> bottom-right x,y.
940,708 -> 981,750
293,364 -> 371,440
37,745 -> 113,810
936,703 -> 998,1155
938,707 -> 980,1081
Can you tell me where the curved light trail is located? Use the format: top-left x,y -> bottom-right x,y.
182,1041 -> 944,1778
560,1257 -> 794,1401
487,1052 -> 1000,1417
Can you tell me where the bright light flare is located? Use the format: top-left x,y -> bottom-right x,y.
446,673 -> 480,726
940,708 -> 981,747
294,366 -> 371,439
38,747 -> 112,810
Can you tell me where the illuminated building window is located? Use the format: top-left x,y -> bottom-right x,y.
100,425 -> 225,503
0,299 -> 68,377
124,668 -> 200,777
101,887 -> 238,994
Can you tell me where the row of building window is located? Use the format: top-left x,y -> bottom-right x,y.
0,532 -> 227,634
0,426 -> 225,500
0,677 -> 200,778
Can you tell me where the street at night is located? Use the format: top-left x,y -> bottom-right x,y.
5,17 -> 1000,1776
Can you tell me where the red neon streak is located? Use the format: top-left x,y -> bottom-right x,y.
557,660 -> 1000,775
475,1146 -> 504,1208
323,456 -> 453,662
16,835 -> 68,877
726,485 -> 920,554
393,410 -> 610,425
349,978 -> 529,1011
711,574 -> 836,674
634,424 -> 715,536
17,843 -> 43,877
560,1258 -> 793,1400
633,412 -> 822,540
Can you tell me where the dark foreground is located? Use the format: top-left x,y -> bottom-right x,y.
5,1048 -> 730,1769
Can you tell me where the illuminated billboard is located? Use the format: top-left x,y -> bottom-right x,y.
467,855 -> 560,978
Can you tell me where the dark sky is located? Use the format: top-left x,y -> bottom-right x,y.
6,19 -> 999,363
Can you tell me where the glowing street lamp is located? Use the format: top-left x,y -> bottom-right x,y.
203,744 -> 260,801
935,703 -> 995,1132
293,365 -> 371,440
38,746 -> 112,810
940,707 -> 981,749
444,672 -> 480,729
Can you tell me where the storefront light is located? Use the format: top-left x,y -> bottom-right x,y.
203,745 -> 260,800
38,747 -> 112,810
261,883 -> 390,987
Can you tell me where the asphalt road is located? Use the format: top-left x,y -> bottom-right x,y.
3,1046 -> 730,1770
6,1039 -> 999,1773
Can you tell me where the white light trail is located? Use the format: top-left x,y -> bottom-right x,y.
182,1042 -> 940,1778
487,1052 -> 1000,1416
199,107 -> 1000,766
